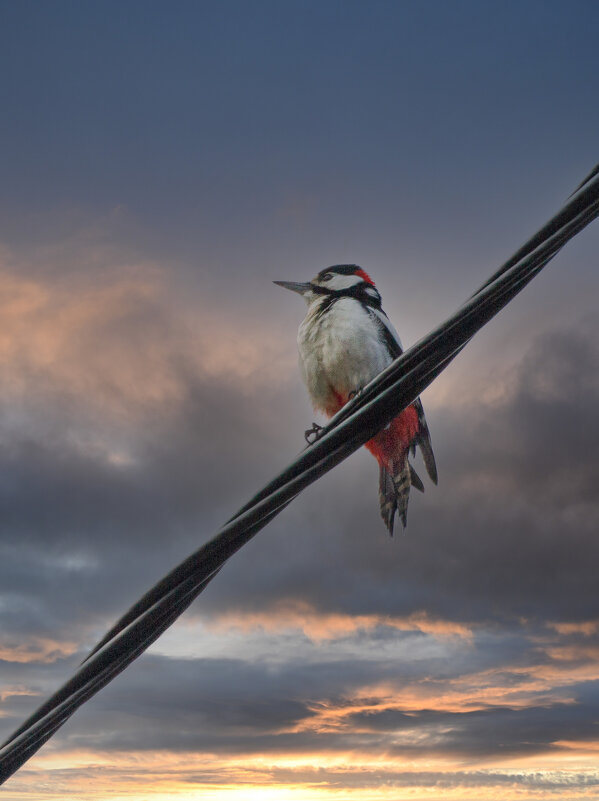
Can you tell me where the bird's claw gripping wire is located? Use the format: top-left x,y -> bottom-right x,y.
304,422 -> 324,444
305,387 -> 364,444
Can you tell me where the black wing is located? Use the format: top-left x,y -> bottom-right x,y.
368,306 -> 438,484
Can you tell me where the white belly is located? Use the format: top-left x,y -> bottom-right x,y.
297,298 -> 392,414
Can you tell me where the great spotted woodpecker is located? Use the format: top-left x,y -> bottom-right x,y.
275,264 -> 437,535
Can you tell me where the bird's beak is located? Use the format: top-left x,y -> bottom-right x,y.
273,280 -> 311,295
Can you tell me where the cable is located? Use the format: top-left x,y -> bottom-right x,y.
1,165 -> 598,784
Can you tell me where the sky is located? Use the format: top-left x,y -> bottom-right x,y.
1,0 -> 599,798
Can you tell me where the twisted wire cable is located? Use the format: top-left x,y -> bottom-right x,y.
1,165 -> 598,783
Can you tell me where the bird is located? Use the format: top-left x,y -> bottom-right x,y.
274,264 -> 437,535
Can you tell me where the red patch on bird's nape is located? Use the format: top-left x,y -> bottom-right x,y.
355,268 -> 375,286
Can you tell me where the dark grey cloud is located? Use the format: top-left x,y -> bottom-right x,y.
0,268 -> 303,641
2,277 -> 599,784
3,308 -> 599,646
3,649 -> 598,766
356,699 -> 599,759
199,315 -> 599,632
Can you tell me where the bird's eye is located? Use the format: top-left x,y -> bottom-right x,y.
321,273 -> 333,282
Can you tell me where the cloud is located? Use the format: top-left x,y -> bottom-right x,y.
2,643 -> 595,766
0,251 -> 302,642
2,279 -> 599,653
209,601 -> 473,642
1,242 -> 599,797
198,315 -> 599,632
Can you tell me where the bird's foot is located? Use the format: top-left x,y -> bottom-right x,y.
348,386 -> 364,401
304,422 -> 324,444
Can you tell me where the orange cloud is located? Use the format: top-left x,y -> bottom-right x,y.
209,600 -> 473,642
0,262 -> 181,412
0,251 -> 294,446
0,635 -> 78,664
548,621 -> 599,637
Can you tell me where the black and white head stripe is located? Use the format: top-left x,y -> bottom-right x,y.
316,264 -> 377,284
310,265 -> 382,308
317,264 -> 367,279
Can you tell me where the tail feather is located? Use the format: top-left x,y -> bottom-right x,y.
409,464 -> 425,493
413,398 -> 438,484
417,432 -> 438,484
378,464 -> 396,534
378,458 -> 412,536
366,403 -> 436,534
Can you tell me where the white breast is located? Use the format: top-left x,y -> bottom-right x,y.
297,297 -> 393,415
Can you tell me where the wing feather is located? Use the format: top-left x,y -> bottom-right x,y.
368,306 -> 437,484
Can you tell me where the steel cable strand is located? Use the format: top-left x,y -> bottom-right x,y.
73,180 -> 599,668
75,193 -> 599,670
0,576 -> 217,780
0,509 -> 287,764
4,179 -> 597,767
0,297 -> 567,777
80,189 -> 599,669
471,162 -> 599,296
0,227 -> 591,778
1,167 -> 598,783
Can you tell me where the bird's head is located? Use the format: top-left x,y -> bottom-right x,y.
274,264 -> 381,306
